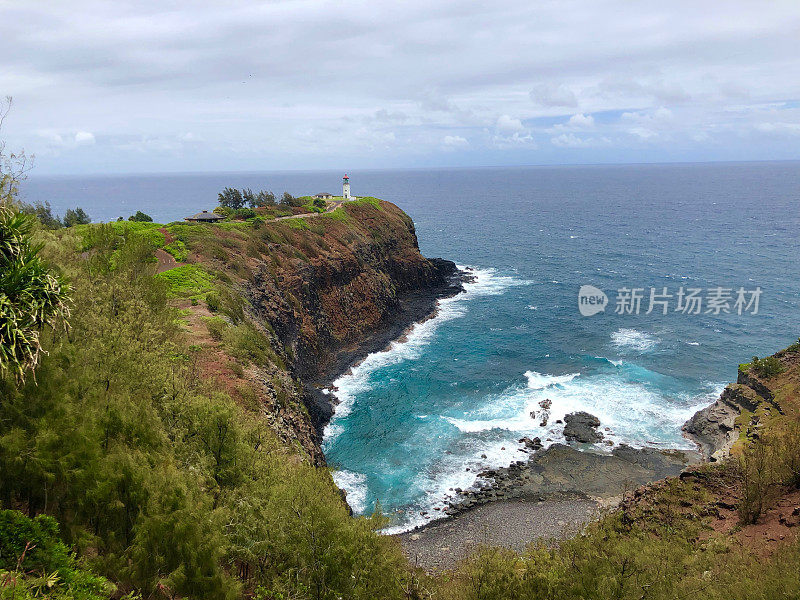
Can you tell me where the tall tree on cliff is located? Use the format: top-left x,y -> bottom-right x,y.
218,186 -> 245,209
0,97 -> 70,379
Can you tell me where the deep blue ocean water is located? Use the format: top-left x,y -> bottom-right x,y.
22,162 -> 800,531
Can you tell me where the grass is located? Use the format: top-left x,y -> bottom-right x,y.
109,220 -> 166,247
284,218 -> 310,230
351,196 -> 383,210
322,207 -> 348,222
155,264 -> 214,298
164,239 -> 188,262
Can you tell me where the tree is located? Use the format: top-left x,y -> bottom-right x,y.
256,190 -> 275,207
218,187 -> 244,210
129,210 -> 153,222
0,207 -> 70,379
19,200 -> 62,229
62,207 -> 90,227
280,192 -> 302,208
242,188 -> 256,208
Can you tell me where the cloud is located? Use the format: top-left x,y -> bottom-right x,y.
530,83 -> 578,108
596,77 -> 690,104
568,113 -> 593,128
74,131 -> 95,146
496,114 -> 525,135
2,1 -> 800,172
551,133 -> 610,148
442,135 -> 468,149
754,122 -> 800,136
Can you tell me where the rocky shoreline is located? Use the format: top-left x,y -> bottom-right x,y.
397,368 -> 785,539
306,260 -> 471,435
407,440 -> 700,525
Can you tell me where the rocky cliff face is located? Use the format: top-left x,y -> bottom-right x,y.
683,346 -> 795,460
190,199 -> 461,464
243,200 -> 462,432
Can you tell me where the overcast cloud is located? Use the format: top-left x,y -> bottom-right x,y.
1,0 -> 799,174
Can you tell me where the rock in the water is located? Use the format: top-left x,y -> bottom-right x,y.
519,436 -> 543,451
563,411 -> 603,443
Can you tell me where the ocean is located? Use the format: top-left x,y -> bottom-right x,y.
22,162 -> 800,532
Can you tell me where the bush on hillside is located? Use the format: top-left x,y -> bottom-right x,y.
749,355 -> 784,378
129,210 -> 153,222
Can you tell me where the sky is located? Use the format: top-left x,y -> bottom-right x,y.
1,0 -> 799,175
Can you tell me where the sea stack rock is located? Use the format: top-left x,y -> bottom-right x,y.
563,411 -> 604,443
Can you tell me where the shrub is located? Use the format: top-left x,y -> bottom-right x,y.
232,208 -> 256,220
285,218 -> 309,231
749,355 -> 784,378
18,201 -> 62,229
736,438 -> 779,524
0,510 -> 115,599
164,240 -> 188,262
206,291 -> 221,312
62,207 -> 91,227
155,264 -> 214,297
128,210 -> 153,222
204,316 -> 227,341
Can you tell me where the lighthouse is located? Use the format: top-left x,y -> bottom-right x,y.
342,174 -> 351,200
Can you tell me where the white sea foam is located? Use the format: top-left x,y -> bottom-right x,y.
322,266 -> 531,446
381,438 -> 525,534
332,470 -> 369,514
439,365 -> 714,451
524,370 -> 580,389
611,328 -> 659,352
386,371 -> 724,533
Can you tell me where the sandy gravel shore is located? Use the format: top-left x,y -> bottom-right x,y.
398,496 -> 600,572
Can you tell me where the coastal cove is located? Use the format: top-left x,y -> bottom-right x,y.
21,163 -> 800,535
303,163 -> 800,535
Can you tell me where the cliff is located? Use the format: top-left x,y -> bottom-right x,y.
168,198 -> 462,465
683,344 -> 796,460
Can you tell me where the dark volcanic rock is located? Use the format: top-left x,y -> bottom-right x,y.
563,411 -> 603,443
519,436 -> 543,451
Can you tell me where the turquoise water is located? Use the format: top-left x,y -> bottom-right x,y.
22,162 -> 800,531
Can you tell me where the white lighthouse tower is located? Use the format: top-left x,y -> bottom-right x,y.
342,174 -> 351,200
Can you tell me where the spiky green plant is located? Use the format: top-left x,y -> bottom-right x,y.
0,206 -> 70,379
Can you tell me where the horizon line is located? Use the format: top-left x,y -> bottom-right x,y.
23,157 -> 800,179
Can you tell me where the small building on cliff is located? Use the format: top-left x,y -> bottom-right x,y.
313,192 -> 334,199
185,210 -> 225,223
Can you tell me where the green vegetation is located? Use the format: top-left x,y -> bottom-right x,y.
62,207 -> 92,227
219,187 -> 277,210
156,264 -> 214,298
322,206 -> 349,222
285,217 -> 310,230
746,355 -> 784,378
164,239 -> 188,262
128,210 -> 153,222
0,207 -> 70,379
0,224 -> 410,600
2,125 -> 799,600
0,510 -> 115,600
18,202 -> 92,229
351,196 -> 383,210
280,191 -> 303,207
